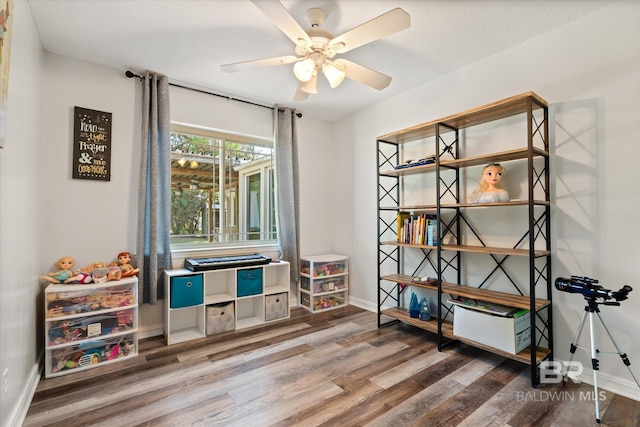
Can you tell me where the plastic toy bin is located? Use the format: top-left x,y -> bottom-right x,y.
47,309 -> 135,347
47,333 -> 136,375
46,282 -> 136,318
313,276 -> 346,294
170,274 -> 203,308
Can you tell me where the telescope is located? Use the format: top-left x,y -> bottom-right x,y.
555,275 -> 632,303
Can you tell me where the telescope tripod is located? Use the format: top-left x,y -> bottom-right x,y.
564,297 -> 640,423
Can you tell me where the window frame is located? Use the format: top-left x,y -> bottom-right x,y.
169,122 -> 279,258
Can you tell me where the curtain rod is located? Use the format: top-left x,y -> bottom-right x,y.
125,71 -> 302,117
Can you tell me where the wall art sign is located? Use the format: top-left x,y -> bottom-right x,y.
72,106 -> 112,181
0,0 -> 14,149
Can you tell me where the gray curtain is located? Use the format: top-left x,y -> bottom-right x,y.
136,71 -> 172,304
275,107 -> 300,286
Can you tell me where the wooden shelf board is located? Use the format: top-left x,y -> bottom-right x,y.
379,241 -> 550,258
380,147 -> 548,177
381,274 -> 550,311
381,307 -> 443,334
379,200 -> 549,211
377,92 -> 547,145
381,307 -> 550,365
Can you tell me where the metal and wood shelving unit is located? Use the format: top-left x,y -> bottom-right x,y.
376,92 -> 553,386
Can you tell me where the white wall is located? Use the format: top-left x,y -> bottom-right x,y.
340,1 -> 640,399
37,56 -> 337,338
0,2 -> 44,426
4,1 -> 640,424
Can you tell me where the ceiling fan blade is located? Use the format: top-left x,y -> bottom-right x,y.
334,59 -> 392,90
293,82 -> 310,102
251,0 -> 313,48
221,55 -> 298,72
330,8 -> 410,54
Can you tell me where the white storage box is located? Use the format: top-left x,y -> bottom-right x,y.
453,305 -> 531,354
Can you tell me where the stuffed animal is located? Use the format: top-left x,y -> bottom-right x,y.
72,271 -> 93,284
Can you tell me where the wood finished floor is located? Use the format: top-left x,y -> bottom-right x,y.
25,305 -> 640,427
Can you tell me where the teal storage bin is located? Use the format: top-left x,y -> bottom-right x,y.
170,274 -> 203,308
237,268 -> 263,297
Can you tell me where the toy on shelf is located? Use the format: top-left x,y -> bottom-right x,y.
50,336 -> 135,373
78,261 -> 122,283
46,285 -> 136,318
117,251 -> 139,277
470,163 -> 510,203
40,257 -> 79,284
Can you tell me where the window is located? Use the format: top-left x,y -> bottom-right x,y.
170,124 -> 276,250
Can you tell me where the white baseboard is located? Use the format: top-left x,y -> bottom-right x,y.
138,324 -> 164,339
347,296 -> 376,313
576,367 -> 640,402
8,361 -> 40,427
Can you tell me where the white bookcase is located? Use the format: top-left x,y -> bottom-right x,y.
44,277 -> 138,378
164,261 -> 290,345
299,254 -> 349,312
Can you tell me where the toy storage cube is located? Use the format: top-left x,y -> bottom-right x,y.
265,292 -> 288,321
313,276 -> 346,294
47,333 -> 136,376
313,291 -> 347,312
46,282 -> 136,318
170,274 -> 203,308
300,276 -> 311,292
237,268 -> 263,297
206,302 -> 235,335
300,292 -> 311,310
47,308 -> 135,346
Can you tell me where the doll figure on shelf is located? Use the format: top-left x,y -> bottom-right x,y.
117,251 -> 139,277
40,257 -> 79,284
470,163 -> 510,203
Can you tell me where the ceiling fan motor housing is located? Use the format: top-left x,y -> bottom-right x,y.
305,8 -> 326,28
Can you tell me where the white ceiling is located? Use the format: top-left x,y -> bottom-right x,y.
28,0 -> 612,122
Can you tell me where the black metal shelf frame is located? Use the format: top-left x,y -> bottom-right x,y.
376,96 -> 553,387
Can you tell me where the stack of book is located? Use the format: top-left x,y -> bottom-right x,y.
397,212 -> 440,246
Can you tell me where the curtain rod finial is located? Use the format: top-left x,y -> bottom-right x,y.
126,70 -> 143,80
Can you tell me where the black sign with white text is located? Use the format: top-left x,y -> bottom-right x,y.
72,106 -> 112,181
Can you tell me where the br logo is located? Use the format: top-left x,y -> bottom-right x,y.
540,361 -> 584,384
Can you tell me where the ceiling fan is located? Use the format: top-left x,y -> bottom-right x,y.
221,0 -> 411,101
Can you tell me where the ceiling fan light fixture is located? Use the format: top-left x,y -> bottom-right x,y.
293,58 -> 315,82
322,62 -> 346,88
300,72 -> 318,94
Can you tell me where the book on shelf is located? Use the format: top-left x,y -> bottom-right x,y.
427,218 -> 440,246
397,212 -> 437,245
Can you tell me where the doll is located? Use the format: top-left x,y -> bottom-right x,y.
470,163 -> 510,203
117,251 -> 139,277
40,257 -> 79,284
84,262 -> 109,283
